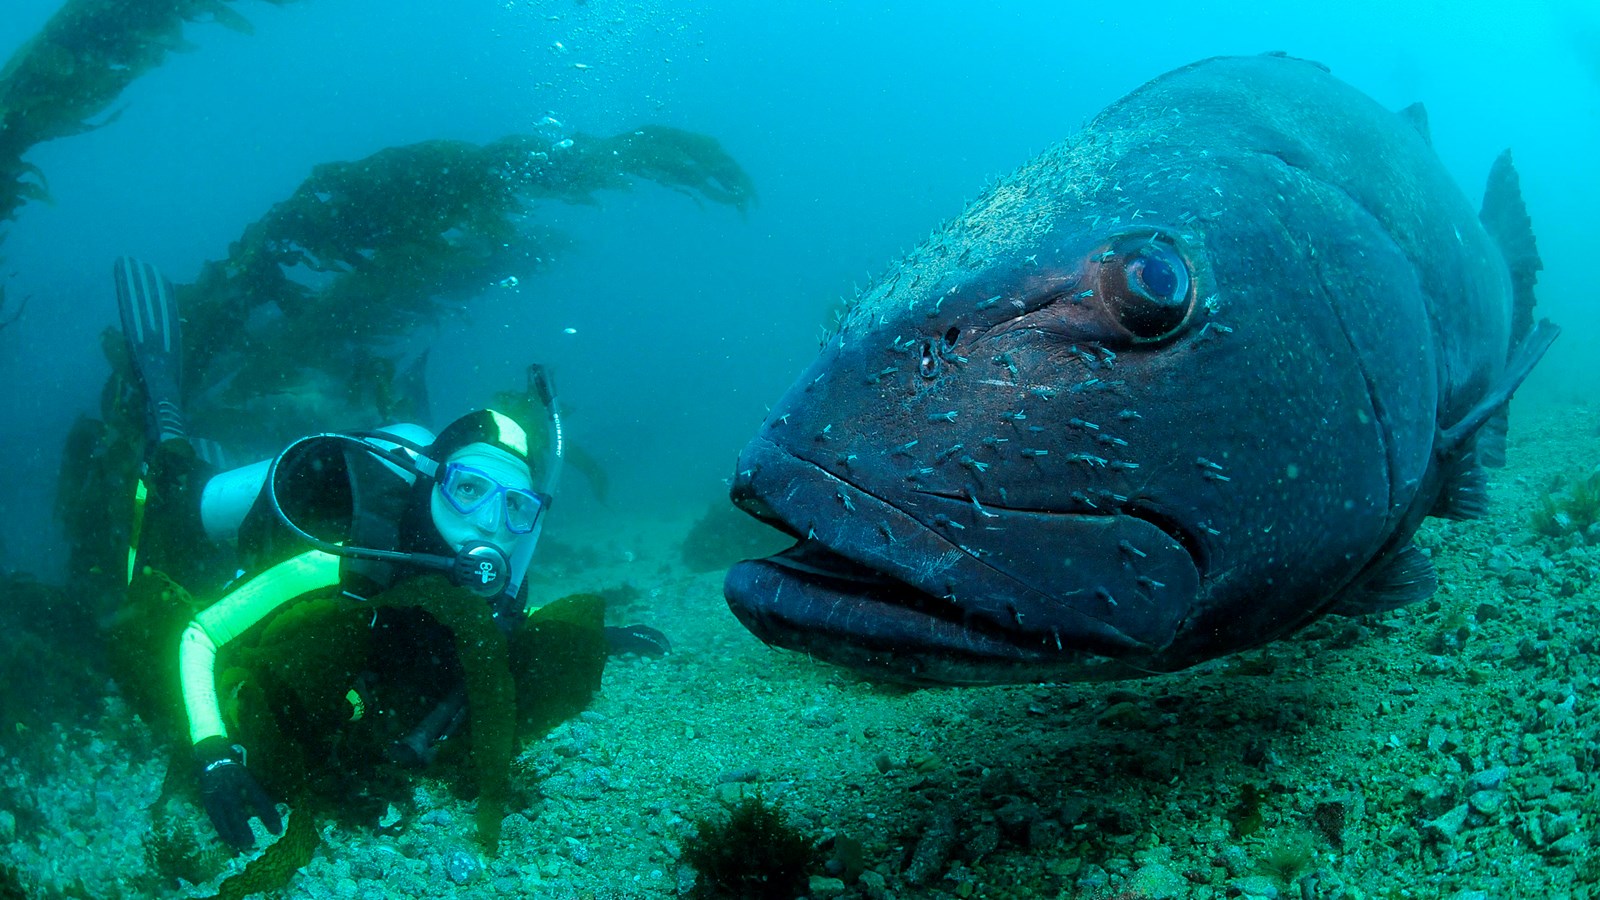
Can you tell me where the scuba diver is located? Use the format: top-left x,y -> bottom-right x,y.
114,256 -> 666,851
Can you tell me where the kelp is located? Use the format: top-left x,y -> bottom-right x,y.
0,0 -> 298,226
172,125 -> 752,454
368,576 -> 516,851
205,803 -> 320,900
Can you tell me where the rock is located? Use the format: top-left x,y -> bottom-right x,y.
1466,765 -> 1510,792
966,821 -> 1000,859
1467,790 -> 1504,817
1098,701 -> 1153,730
808,875 -> 847,899
1230,874 -> 1282,898
1422,804 -> 1470,843
905,813 -> 957,885
1027,818 -> 1063,850
1214,844 -> 1250,876
995,799 -> 1043,837
1546,832 -> 1587,856
1129,862 -> 1188,899
858,870 -> 891,900
445,849 -> 481,885
801,706 -> 837,728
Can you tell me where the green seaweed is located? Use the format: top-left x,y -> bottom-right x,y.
1227,783 -> 1265,838
682,794 -> 822,900
369,576 -> 516,852
1531,466 -> 1600,540
1255,829 -> 1316,884
205,803 -> 321,900
0,0 -> 298,226
511,592 -> 607,739
170,126 -> 751,456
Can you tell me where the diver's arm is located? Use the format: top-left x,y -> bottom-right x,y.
178,549 -> 342,744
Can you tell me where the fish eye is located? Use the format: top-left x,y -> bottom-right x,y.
1114,241 -> 1193,341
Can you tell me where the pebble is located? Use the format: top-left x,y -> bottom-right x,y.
445,849 -> 481,885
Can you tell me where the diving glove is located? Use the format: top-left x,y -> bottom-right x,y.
194,736 -> 282,850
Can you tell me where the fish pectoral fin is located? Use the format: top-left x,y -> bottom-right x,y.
1429,459 -> 1490,521
1328,542 -> 1438,617
1436,318 -> 1560,461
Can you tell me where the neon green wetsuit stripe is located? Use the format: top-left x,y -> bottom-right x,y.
179,549 -> 341,745
126,479 -> 149,585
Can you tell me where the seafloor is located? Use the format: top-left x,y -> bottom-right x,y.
2,400 -> 1597,900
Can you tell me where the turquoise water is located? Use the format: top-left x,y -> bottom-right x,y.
0,0 -> 1594,564
1,2 -> 1597,897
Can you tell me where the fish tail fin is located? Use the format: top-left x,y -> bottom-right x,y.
1479,149 -> 1543,350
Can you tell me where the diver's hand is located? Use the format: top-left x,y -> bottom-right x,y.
194,737 -> 283,850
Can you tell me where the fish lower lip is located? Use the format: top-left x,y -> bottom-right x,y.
724,543 -> 1043,679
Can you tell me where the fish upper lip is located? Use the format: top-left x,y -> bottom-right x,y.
728,436 -> 1196,657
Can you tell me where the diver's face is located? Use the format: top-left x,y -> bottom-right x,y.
430,443 -> 536,552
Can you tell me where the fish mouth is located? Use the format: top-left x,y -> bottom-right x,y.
723,438 -> 1202,684
726,539 -> 1079,684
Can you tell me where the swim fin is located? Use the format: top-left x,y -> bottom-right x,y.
114,256 -> 186,444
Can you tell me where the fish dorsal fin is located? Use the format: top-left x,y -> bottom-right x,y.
1480,149 -> 1543,348
1329,543 -> 1438,616
1398,102 -> 1432,147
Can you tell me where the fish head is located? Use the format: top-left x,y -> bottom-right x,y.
727,65 -> 1423,684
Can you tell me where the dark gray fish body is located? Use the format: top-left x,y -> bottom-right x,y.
724,54 -> 1557,684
